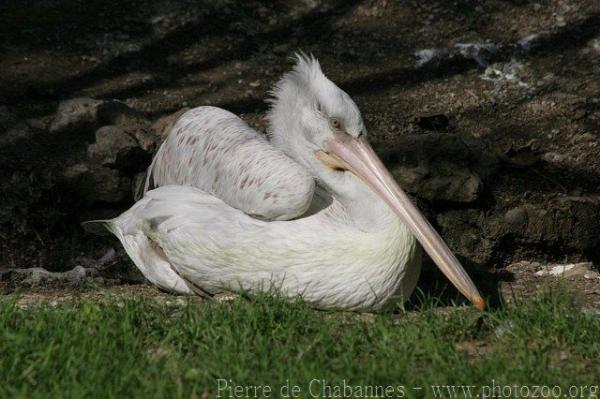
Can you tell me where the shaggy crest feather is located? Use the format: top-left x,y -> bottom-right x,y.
267,52 -> 324,105
266,52 -> 364,151
266,53 -> 325,142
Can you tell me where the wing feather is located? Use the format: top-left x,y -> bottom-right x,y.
144,106 -> 315,220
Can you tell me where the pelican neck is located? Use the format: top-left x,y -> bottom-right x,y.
331,184 -> 403,234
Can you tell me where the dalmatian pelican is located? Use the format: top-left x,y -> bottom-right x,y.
85,54 -> 485,311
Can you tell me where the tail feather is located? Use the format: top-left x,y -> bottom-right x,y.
81,220 -> 113,236
82,214 -> 193,295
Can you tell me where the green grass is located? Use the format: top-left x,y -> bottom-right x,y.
1,288 -> 599,398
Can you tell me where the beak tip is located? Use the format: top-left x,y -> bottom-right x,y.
473,296 -> 486,311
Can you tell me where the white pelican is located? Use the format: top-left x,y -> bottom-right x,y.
85,54 -> 485,312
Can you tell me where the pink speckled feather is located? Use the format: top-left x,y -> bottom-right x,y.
144,106 -> 315,220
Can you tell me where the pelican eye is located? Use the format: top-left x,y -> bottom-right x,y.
329,117 -> 343,131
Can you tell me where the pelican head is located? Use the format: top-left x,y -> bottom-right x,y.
267,54 -> 485,310
267,54 -> 367,196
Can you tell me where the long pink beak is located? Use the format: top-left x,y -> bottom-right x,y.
321,135 -> 485,310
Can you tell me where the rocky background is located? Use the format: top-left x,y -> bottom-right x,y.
0,0 -> 599,298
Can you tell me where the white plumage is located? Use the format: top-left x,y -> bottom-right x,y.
85,54 -> 484,311
109,185 -> 419,310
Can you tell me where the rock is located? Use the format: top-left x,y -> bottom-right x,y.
503,140 -> 541,167
518,33 -> 542,51
382,133 -> 498,203
88,126 -> 137,165
571,132 -> 595,144
49,98 -> 104,133
585,271 -> 600,279
415,33 -> 548,71
97,100 -> 149,128
214,292 -> 240,303
436,209 -> 494,266
420,170 -> 480,203
95,100 -> 156,158
79,166 -> 131,203
414,48 -> 444,67
131,126 -> 159,152
534,262 -> 595,278
462,137 -> 501,179
439,195 -> 600,268
46,98 -> 161,208
541,151 -> 571,165
128,107 -> 189,153
505,261 -> 541,279
63,163 -> 89,181
552,196 -> 600,252
504,207 -> 527,228
0,265 -> 99,286
149,107 -> 189,149
481,61 -> 528,86
455,42 -> 499,67
416,42 -> 497,68
492,196 -> 600,254
494,321 -> 514,339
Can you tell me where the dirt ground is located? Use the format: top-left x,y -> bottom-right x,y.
0,0 -> 599,305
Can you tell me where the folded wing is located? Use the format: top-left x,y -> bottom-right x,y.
143,106 -> 315,221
